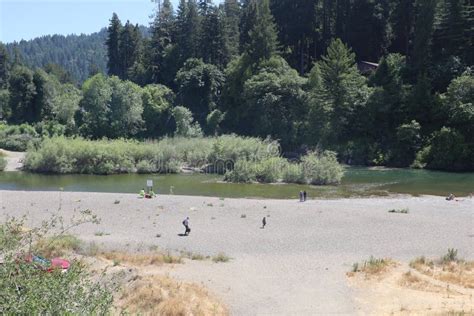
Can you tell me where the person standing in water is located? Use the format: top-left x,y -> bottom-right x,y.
182,217 -> 191,235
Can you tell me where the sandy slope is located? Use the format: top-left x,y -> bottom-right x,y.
0,190 -> 473,315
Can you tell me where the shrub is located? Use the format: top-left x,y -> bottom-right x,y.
136,160 -> 156,174
282,163 -> 306,184
0,217 -> 112,314
254,157 -> 287,183
442,248 -> 459,263
24,135 -> 279,176
224,160 -> 256,183
301,151 -> 344,185
0,123 -> 41,151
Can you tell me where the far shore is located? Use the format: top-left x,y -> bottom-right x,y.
1,190 -> 472,314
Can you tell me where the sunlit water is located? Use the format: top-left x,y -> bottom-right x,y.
0,167 -> 473,199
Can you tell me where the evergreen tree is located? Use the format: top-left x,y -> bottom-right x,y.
175,0 -> 201,65
347,0 -> 392,62
271,0 -> 317,74
106,13 -> 122,77
8,65 -> 36,124
433,0 -> 470,62
0,43 -> 9,89
411,0 -> 437,77
200,4 -> 225,66
222,0 -> 241,62
149,0 -> 175,84
246,0 -> 279,63
390,0 -> 415,56
239,0 -> 257,53
119,21 -> 142,80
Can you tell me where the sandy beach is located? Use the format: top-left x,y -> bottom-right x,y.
1,190 -> 473,314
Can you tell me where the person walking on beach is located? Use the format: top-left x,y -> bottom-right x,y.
299,191 -> 303,202
303,191 -> 307,202
182,217 -> 191,235
262,216 -> 266,229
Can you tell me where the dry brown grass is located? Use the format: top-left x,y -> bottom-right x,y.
348,257 -> 396,277
118,275 -> 228,316
399,271 -> 461,295
410,257 -> 474,289
100,251 -> 183,266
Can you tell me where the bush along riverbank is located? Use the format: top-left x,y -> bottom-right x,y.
23,136 -> 344,185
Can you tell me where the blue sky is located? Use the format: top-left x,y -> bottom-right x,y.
0,0 -> 200,43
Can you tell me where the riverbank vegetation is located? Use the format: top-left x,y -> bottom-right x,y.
23,136 -> 345,184
1,0 -> 473,171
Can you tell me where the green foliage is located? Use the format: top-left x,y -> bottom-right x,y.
172,106 -> 203,138
0,217 -> 112,315
420,127 -> 473,171
442,248 -> 459,263
175,58 -> 225,123
0,123 -> 40,151
282,163 -> 305,184
301,151 -> 345,185
24,135 -> 278,175
206,109 -> 225,136
243,56 -> 307,148
142,84 -> 174,137
78,74 -> 144,138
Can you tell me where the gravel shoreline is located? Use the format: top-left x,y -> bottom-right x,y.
1,190 -> 473,314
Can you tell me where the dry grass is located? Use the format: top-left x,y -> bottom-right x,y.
399,271 -> 460,294
349,256 -> 395,276
117,275 -> 228,315
33,234 -> 82,257
410,255 -> 474,289
212,252 -> 231,263
100,251 -> 183,266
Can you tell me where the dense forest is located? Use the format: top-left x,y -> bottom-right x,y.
5,30 -> 109,83
0,0 -> 473,171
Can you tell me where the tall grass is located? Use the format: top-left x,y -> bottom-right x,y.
24,136 -> 345,185
24,135 -> 278,175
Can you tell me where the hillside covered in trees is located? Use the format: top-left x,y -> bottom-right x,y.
0,0 -> 473,171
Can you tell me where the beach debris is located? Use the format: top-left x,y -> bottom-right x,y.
241,214 -> 247,218
155,234 -> 161,238
114,200 -> 120,204
190,207 -> 197,212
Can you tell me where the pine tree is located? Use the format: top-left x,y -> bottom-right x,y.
175,0 -> 201,64
200,3 -> 229,67
433,0 -> 470,61
106,13 -> 122,77
246,0 -> 279,63
347,0 -> 392,62
411,0 -> 437,77
149,0 -> 175,83
390,0 -> 415,56
239,0 -> 257,53
271,0 -> 317,74
223,0 -> 241,62
119,21 -> 142,80
0,43 -> 9,89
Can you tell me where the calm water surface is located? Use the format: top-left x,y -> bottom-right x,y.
0,167 -> 473,199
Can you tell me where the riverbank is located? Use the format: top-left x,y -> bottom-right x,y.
1,190 -> 472,314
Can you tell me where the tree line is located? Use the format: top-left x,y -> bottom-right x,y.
0,0 -> 473,171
